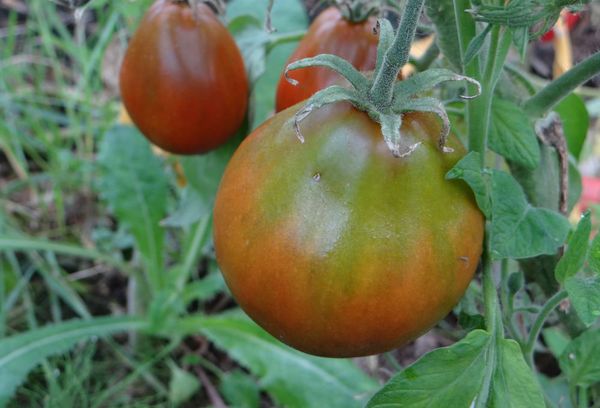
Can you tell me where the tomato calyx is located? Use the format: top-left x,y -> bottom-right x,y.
175,0 -> 226,16
333,0 -> 379,23
286,11 -> 481,158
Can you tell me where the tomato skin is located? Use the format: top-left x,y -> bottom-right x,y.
275,7 -> 379,112
119,0 -> 248,155
214,103 -> 485,357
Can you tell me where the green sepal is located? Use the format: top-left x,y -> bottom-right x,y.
285,54 -> 369,92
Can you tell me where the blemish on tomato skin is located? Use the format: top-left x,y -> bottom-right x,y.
313,172 -> 321,182
459,256 -> 469,264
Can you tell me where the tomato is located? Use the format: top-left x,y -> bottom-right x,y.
275,7 -> 379,112
119,0 -> 248,155
213,103 -> 485,357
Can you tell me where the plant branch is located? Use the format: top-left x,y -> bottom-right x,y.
523,51 -> 600,117
524,289 -> 568,364
370,0 -> 425,107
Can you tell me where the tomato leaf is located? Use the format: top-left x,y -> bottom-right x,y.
425,0 -> 462,70
227,0 -> 308,129
177,311 -> 378,408
367,330 -> 490,408
487,339 -> 546,408
511,27 -> 529,61
489,98 -> 540,169
446,152 -> 491,218
564,276 -> 600,326
555,212 -> 591,283
447,153 -> 570,259
555,93 -> 589,160
588,233 -> 600,274
510,144 -> 582,213
463,24 -> 492,66
0,317 -> 145,406
97,125 -> 169,290
559,328 -> 600,387
543,327 -> 571,358
489,170 -> 570,259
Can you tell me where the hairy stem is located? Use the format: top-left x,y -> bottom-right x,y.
524,289 -> 568,365
524,51 -> 600,117
369,0 -> 425,107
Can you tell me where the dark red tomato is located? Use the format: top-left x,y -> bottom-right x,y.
275,7 -> 379,112
213,103 -> 484,357
120,0 -> 248,155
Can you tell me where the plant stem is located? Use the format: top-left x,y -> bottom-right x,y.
369,0 -> 425,107
523,51 -> 600,117
482,234 -> 498,334
266,30 -> 307,52
578,387 -> 588,408
524,289 -> 568,364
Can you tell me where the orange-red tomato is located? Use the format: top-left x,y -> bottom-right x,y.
120,0 -> 248,155
275,7 -> 379,112
214,102 -> 484,357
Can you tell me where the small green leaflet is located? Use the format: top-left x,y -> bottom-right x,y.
559,328 -> 600,388
367,330 -> 545,408
489,98 -> 540,169
447,152 -> 570,259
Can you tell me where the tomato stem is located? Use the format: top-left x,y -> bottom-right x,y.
369,0 -> 424,107
523,51 -> 600,118
523,289 -> 568,366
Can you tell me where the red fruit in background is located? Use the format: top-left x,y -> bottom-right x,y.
120,0 -> 249,155
275,7 -> 379,112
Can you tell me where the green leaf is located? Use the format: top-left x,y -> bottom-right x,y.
565,276 -> 600,326
220,370 -> 261,408
488,339 -> 545,408
489,170 -> 570,259
555,93 -> 589,160
425,0 -> 462,70
559,328 -> 600,387
511,27 -> 529,61
367,330 -> 490,408
555,212 -> 591,283
227,0 -> 308,129
589,233 -> 600,274
97,126 -> 168,288
542,327 -> 571,358
168,362 -> 201,406
0,317 -> 145,406
179,312 -> 377,408
510,144 -> 582,213
537,375 -> 573,408
181,272 -> 226,305
446,152 -> 491,217
489,98 -> 540,169
446,154 -> 570,259
229,15 -> 269,84
179,131 -> 243,217
464,24 -> 492,66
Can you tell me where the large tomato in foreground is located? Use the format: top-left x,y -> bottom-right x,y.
213,103 -> 485,357
275,7 -> 379,112
120,0 -> 248,155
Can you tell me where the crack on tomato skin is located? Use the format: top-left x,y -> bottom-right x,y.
459,256 -> 470,265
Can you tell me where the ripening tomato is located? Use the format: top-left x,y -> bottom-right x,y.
213,103 -> 484,357
119,0 -> 248,155
275,7 -> 379,112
